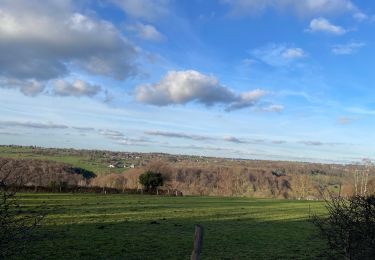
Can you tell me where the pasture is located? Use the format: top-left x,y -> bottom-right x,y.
0,146 -> 124,174
15,194 -> 327,259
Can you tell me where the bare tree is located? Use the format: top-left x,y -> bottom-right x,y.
353,159 -> 373,197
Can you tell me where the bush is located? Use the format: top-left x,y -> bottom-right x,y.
310,195 -> 375,259
139,171 -> 164,191
0,182 -> 45,258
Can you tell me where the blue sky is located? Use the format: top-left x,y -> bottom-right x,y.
0,0 -> 375,163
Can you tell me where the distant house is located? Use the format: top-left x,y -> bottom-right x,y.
305,195 -> 317,201
130,164 -> 135,168
108,164 -> 115,168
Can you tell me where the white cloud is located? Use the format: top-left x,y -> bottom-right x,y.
223,0 -> 358,17
111,0 -> 169,21
135,70 -> 236,106
282,48 -> 306,59
225,89 -> 267,111
332,42 -> 365,55
52,79 -> 101,97
251,44 -> 306,66
0,0 -> 139,83
127,22 -> 164,42
307,17 -> 346,35
135,70 -> 272,111
256,104 -> 284,113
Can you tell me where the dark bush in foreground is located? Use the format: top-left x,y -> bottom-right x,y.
0,183 -> 45,258
311,195 -> 375,259
139,171 -> 164,191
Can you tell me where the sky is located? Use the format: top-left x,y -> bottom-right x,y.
1,0 -> 375,163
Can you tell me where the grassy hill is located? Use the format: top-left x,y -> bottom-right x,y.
17,194 -> 326,259
0,146 -> 124,175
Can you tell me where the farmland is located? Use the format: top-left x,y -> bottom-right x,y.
15,194 -> 326,259
0,146 -> 126,174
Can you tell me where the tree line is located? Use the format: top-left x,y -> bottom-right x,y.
1,157 -> 374,199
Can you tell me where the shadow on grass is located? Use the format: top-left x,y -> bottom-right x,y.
17,217 -> 327,260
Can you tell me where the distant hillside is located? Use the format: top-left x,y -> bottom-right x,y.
1,145 -> 374,199
0,157 -> 95,187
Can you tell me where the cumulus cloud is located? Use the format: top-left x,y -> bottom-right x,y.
332,42 -> 365,55
0,120 -> 68,129
136,70 -> 236,106
307,17 -> 346,35
251,44 -> 307,67
52,79 -> 101,97
135,70 -> 271,111
111,0 -> 169,21
0,78 -> 45,96
223,0 -> 359,17
225,89 -> 267,111
127,22 -> 164,42
0,0 -> 138,85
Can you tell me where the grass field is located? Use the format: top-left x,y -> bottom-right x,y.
0,146 -> 124,174
15,194 -> 327,259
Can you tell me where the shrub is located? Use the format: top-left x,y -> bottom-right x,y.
0,182 -> 45,258
139,171 -> 164,191
310,194 -> 375,259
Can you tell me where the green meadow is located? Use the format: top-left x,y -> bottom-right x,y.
16,194 -> 327,259
0,146 -> 123,174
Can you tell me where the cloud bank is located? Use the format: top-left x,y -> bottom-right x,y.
0,0 -> 139,96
